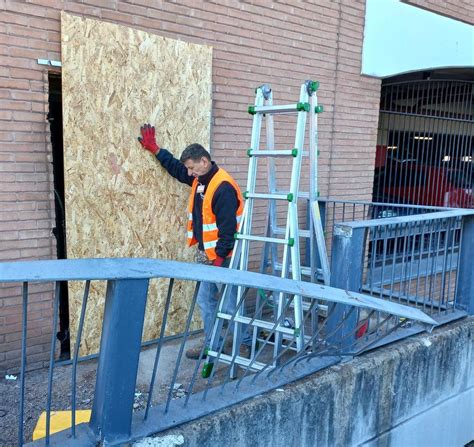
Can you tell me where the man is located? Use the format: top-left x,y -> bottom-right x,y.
138,123 -> 250,359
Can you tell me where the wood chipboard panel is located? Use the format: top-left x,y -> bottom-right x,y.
61,13 -> 212,355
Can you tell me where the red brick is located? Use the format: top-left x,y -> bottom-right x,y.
0,78 -> 30,90
0,45 -> 10,58
101,9 -> 132,25
0,110 -> 12,120
85,0 -> 117,9
7,23 -> 46,40
63,2 -> 102,17
26,0 -> 64,9
0,33 -> 30,48
0,162 -> 36,172
20,246 -> 52,258
0,55 -> 35,70
23,352 -> 52,366
403,0 -> 474,25
0,90 -> 11,100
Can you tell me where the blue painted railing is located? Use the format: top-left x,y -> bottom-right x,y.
2,201 -> 473,446
0,258 -> 436,446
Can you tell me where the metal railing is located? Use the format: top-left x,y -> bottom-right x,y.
2,199 -> 473,446
0,258 -> 436,446
328,207 -> 474,353
306,198 -> 446,279
317,198 -> 446,247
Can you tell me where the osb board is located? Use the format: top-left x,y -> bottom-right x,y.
61,13 -> 212,356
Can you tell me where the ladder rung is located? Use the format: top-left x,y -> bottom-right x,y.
261,289 -> 329,315
217,313 -> 295,336
236,234 -> 294,246
249,149 -> 297,157
273,263 -> 326,279
317,304 -> 328,317
258,333 -> 313,344
273,227 -> 310,238
245,192 -> 294,201
275,191 -> 310,200
206,351 -> 266,371
273,262 -> 311,277
249,103 -> 310,115
249,150 -> 309,158
290,301 -> 328,317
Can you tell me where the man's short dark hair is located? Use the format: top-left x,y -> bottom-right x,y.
180,144 -> 211,163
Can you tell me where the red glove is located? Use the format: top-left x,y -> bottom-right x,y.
212,256 -> 225,267
138,123 -> 160,155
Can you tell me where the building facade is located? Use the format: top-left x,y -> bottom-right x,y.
0,0 -> 472,373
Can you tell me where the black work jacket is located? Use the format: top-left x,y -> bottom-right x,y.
156,149 -> 239,258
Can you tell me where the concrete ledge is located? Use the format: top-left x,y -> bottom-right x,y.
150,317 -> 473,446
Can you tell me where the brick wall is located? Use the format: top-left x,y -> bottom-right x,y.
403,0 -> 474,25
0,0 -> 384,373
325,0 -> 381,199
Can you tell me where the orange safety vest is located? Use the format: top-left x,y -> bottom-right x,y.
187,168 -> 244,261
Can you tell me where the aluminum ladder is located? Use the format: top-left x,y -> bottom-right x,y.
202,81 -> 330,378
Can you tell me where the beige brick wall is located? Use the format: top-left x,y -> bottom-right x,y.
403,0 -> 474,25
0,0 -> 384,373
325,0 -> 381,199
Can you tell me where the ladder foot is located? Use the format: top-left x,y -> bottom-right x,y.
201,362 -> 214,378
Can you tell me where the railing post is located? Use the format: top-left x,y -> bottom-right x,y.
456,215 -> 474,314
307,200 -> 327,276
327,224 -> 366,352
89,278 -> 149,444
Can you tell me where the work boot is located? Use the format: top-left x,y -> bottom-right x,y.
223,338 -> 233,354
222,340 -> 251,359
239,344 -> 251,359
185,345 -> 206,360
187,338 -> 232,360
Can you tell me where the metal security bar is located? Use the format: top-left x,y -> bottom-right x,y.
374,79 -> 473,208
307,198 -> 444,276
0,259 -> 436,446
329,208 -> 474,354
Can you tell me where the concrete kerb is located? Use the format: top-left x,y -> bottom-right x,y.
135,317 -> 474,447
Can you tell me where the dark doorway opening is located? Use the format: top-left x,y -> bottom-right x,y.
48,73 -> 70,360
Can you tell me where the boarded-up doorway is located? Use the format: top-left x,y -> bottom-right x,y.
61,13 -> 213,355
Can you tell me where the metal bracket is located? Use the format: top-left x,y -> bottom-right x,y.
37,59 -> 62,67
260,84 -> 272,100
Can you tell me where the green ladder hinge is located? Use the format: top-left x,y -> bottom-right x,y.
307,80 -> 320,95
297,102 -> 310,112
